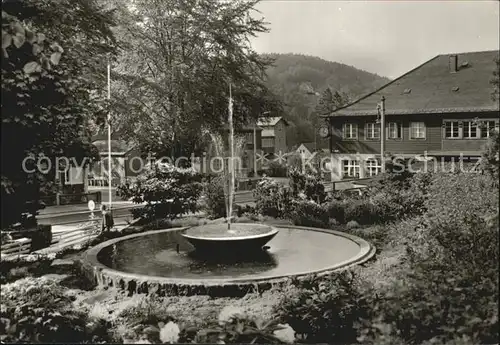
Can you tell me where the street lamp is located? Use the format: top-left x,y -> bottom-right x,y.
376,96 -> 386,173
106,57 -> 112,210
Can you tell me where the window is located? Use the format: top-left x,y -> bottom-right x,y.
410,122 -> 426,139
342,123 -> 358,140
58,170 -> 70,184
387,122 -> 403,139
481,121 -> 499,138
366,158 -> 382,177
342,160 -> 360,178
365,123 -> 380,140
444,121 -> 460,139
262,138 -> 274,147
463,121 -> 478,139
245,133 -> 254,144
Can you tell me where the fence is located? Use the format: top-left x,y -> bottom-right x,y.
40,191 -> 102,206
1,238 -> 32,257
1,219 -> 104,259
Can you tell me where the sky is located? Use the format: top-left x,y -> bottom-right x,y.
250,0 -> 500,79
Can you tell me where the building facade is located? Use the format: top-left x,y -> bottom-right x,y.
324,50 -> 500,180
257,117 -> 289,156
89,137 -> 145,187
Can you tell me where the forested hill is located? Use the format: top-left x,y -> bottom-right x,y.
262,53 -> 390,148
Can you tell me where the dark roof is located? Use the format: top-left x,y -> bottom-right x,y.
257,116 -> 289,127
298,142 -> 316,152
92,139 -> 135,154
325,50 -> 499,117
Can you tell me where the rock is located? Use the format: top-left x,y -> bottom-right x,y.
143,325 -> 159,336
346,220 -> 360,229
50,259 -> 75,274
42,274 -> 70,283
132,324 -> 144,333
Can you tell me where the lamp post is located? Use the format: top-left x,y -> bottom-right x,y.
377,96 -> 386,173
107,58 -> 112,210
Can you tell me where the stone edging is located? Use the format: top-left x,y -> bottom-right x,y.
81,225 -> 375,295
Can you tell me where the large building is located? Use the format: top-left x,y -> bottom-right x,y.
324,50 -> 499,180
257,116 -> 289,156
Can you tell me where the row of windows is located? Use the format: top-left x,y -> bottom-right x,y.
444,120 -> 498,139
342,120 -> 499,141
343,122 -> 422,140
342,159 -> 382,178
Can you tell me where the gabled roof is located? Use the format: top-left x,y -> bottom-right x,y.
297,142 -> 316,152
326,50 -> 499,117
257,116 -> 289,127
92,139 -> 135,154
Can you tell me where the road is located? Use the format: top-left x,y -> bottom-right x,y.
37,179 -> 348,227
37,205 -> 137,227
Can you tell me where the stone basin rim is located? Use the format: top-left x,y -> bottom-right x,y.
82,224 -> 375,286
181,226 -> 279,241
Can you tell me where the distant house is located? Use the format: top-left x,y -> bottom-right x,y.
54,161 -> 90,195
257,116 -> 289,156
89,135 -> 146,187
323,50 -> 500,180
296,142 -> 315,159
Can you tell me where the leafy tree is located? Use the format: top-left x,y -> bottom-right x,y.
480,130 -> 499,182
491,57 -> 499,101
315,87 -> 350,116
1,0 -> 118,228
107,0 -> 283,159
119,164 -> 203,221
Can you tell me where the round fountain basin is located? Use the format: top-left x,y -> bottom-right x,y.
82,224 -> 375,296
181,223 -> 278,254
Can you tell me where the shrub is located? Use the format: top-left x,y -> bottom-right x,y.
327,218 -> 339,227
364,171 -> 433,222
346,220 -> 360,229
288,168 -> 326,203
325,200 -> 346,224
236,204 -> 256,217
119,164 -> 203,221
424,173 -> 498,229
288,200 -> 328,228
344,200 -> 378,225
274,272 -> 371,344
253,178 -> 292,219
267,161 -> 288,177
202,176 -> 227,219
480,129 -> 499,182
0,277 -> 111,343
115,296 -> 291,344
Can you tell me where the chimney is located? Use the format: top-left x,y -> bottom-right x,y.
449,54 -> 458,73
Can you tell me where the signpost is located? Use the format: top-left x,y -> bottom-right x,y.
88,200 -> 96,219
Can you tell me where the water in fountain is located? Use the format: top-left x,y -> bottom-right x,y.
205,130 -> 245,231
178,85 -> 279,254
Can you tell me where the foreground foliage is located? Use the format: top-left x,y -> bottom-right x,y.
1,0 -> 117,228
272,170 -> 499,344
